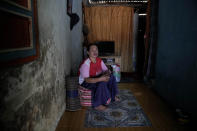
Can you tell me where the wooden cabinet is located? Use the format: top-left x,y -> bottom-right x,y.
100,56 -> 121,71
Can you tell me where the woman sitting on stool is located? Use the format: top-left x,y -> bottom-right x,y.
79,44 -> 119,111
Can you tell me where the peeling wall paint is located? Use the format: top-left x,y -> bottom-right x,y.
0,0 -> 83,131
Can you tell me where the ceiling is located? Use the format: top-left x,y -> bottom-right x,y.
83,0 -> 148,14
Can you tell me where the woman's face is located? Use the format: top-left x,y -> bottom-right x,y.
88,45 -> 98,58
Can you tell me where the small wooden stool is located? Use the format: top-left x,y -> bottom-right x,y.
78,85 -> 92,107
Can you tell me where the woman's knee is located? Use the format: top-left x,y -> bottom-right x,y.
110,74 -> 116,80
98,81 -> 107,87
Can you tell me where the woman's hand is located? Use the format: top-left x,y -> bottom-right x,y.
85,73 -> 110,83
100,75 -> 110,82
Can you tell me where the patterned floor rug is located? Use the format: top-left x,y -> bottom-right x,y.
84,89 -> 151,127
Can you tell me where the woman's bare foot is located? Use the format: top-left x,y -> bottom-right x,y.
95,105 -> 107,111
115,96 -> 120,102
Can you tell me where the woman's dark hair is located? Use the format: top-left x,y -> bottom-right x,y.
87,44 -> 98,51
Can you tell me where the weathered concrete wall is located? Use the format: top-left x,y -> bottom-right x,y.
71,0 -> 83,75
0,0 -> 82,131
